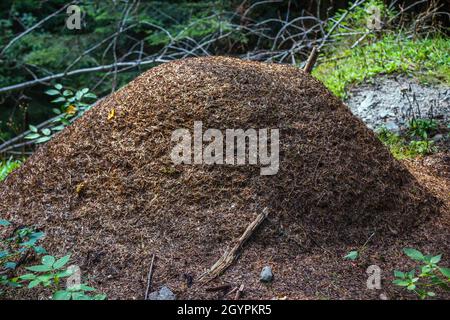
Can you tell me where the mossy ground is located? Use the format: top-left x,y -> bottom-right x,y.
313,36 -> 450,99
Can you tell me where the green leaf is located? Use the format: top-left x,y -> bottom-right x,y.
26,265 -> 52,272
53,254 -> 71,269
72,292 -> 91,300
84,93 -> 97,99
56,269 -> 73,278
344,251 -> 359,260
75,91 -> 83,100
60,118 -> 71,126
52,108 -> 62,115
4,262 -> 16,269
403,248 -> 424,261
407,284 -> 416,291
19,273 -> 37,280
0,219 -> 11,226
52,125 -> 65,131
63,90 -> 73,96
35,136 -> 52,144
54,84 -> 63,90
53,290 -> 72,300
430,254 -> 442,264
28,279 -> 41,289
93,294 -> 107,300
79,284 -> 96,291
394,270 -> 405,279
25,133 -> 41,140
393,279 -> 410,286
41,128 -> 51,136
34,246 -> 47,254
42,255 -> 55,267
52,97 -> 66,103
45,89 -> 60,96
439,267 -> 450,278
0,250 -> 9,258
427,292 -> 436,297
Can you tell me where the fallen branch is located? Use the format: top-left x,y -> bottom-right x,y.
198,208 -> 269,283
303,46 -> 318,74
144,254 -> 156,300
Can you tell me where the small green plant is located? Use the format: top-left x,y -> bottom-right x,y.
344,250 -> 359,261
407,118 -> 438,140
393,248 -> 450,299
344,232 -> 375,261
0,157 -> 22,181
18,254 -> 73,289
53,284 -> 107,300
377,127 -> 436,159
25,84 -> 97,144
1,219 -> 106,300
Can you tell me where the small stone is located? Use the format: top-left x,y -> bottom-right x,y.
147,286 -> 176,300
383,120 -> 400,134
260,266 -> 273,282
379,293 -> 388,300
432,134 -> 444,142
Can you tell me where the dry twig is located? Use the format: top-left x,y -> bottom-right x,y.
198,208 -> 269,283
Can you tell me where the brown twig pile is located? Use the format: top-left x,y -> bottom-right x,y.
0,57 -> 444,299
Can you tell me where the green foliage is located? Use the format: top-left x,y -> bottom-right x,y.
393,248 -> 450,299
344,250 -> 359,260
0,222 -> 46,294
0,219 -> 106,300
407,118 -> 438,140
313,36 -> 450,98
327,0 -> 393,44
24,84 -> 97,144
0,157 -> 21,181
53,284 -> 107,301
377,123 -> 437,159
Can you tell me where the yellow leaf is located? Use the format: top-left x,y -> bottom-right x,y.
108,108 -> 115,120
75,182 -> 85,194
66,105 -> 77,115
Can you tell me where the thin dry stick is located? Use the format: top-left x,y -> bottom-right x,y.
303,46 -> 318,74
198,208 -> 269,283
144,254 -> 156,300
235,284 -> 245,300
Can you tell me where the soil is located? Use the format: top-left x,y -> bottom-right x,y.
0,57 -> 448,300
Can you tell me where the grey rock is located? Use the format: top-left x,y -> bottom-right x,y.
260,266 -> 273,282
346,76 -> 450,132
147,286 -> 176,300
383,121 -> 400,133
432,134 -> 444,142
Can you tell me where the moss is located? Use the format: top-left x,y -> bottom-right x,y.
313,36 -> 450,99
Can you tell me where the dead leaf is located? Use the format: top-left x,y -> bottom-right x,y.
75,182 -> 85,194
108,108 -> 116,120
66,105 -> 77,115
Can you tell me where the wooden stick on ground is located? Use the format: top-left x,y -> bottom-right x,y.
303,46 -> 319,74
198,208 -> 269,283
235,284 -> 245,300
144,254 -> 156,300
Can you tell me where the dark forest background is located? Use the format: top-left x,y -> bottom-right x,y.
0,0 -> 448,141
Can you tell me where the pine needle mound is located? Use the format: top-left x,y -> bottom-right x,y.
0,57 -> 441,299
